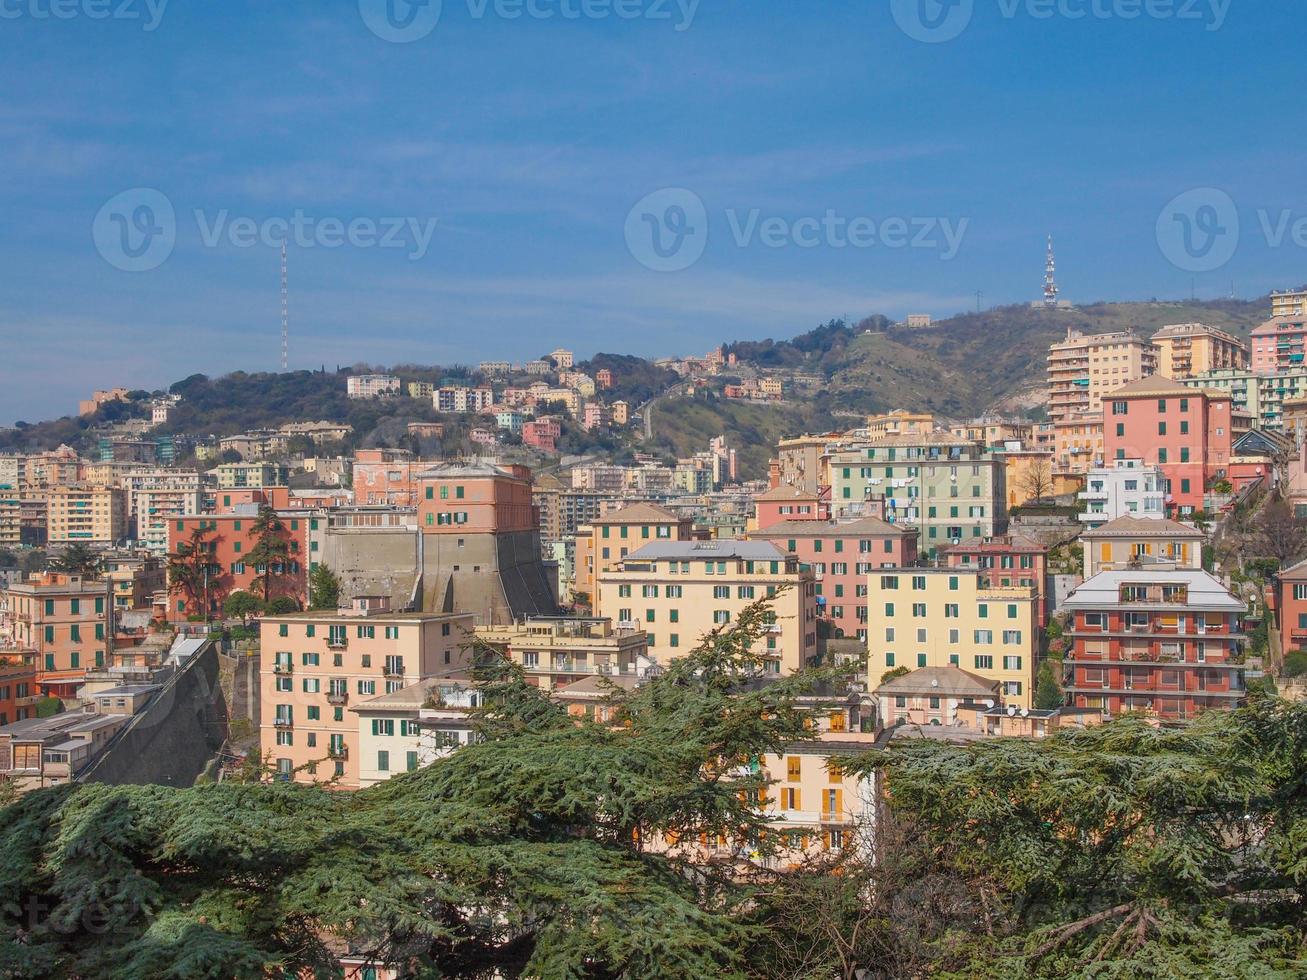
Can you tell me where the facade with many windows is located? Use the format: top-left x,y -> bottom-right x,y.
1062,569 -> 1245,721
864,568 -> 1037,707
596,540 -> 817,674
825,435 -> 1007,556
259,599 -> 473,789
0,573 -> 111,698
751,517 -> 918,642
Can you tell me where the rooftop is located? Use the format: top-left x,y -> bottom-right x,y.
1080,515 -> 1205,539
875,665 -> 999,698
753,516 -> 904,537
623,540 -> 789,562
1063,569 -> 1243,611
589,502 -> 681,525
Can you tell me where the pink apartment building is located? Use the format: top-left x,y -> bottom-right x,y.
1250,315 -> 1307,374
1102,376 -> 1233,515
751,517 -> 918,642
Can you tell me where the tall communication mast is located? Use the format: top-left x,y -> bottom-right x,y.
280,241 -> 289,372
1043,235 -> 1059,308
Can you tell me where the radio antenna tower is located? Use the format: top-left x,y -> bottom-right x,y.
280,241 -> 289,372
1043,235 -> 1059,308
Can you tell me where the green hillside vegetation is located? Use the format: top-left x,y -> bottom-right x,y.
723,297 -> 1271,419
648,397 -> 837,479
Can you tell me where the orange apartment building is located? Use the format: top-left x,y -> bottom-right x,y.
0,653 -> 38,726
1150,322 -> 1248,379
0,573 -> 112,698
166,511 -> 309,621
352,449 -> 428,507
1047,329 -> 1158,423
415,461 -> 557,623
46,484 -> 127,546
259,597 -> 473,788
1102,376 -> 1233,514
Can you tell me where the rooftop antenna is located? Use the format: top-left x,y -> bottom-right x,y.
280,240 -> 289,372
1043,235 -> 1059,308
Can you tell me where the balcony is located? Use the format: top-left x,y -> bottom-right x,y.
273,663 -> 293,675
326,637 -> 347,650
327,691 -> 348,705
273,717 -> 293,729
327,745 -> 348,760
383,663 -> 405,679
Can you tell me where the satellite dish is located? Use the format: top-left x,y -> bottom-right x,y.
1007,705 -> 1017,716
983,700 -> 995,709
1020,708 -> 1029,717
930,678 -> 939,687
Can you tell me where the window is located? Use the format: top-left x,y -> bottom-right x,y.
1002,630 -> 1023,645
974,655 -> 994,669
377,751 -> 390,772
973,630 -> 993,644
1003,655 -> 1023,670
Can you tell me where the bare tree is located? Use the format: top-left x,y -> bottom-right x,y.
1020,458 -> 1054,505
1250,495 -> 1307,568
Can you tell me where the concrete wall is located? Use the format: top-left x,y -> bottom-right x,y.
319,526 -> 421,609
79,641 -> 229,788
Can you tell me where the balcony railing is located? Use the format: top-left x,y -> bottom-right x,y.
273,663 -> 293,674
273,717 -> 293,728
383,664 -> 405,679
327,638 -> 347,650
327,691 -> 348,705
327,745 -> 348,760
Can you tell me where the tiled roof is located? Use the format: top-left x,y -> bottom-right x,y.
874,665 -> 999,698
1063,569 -> 1243,611
590,503 -> 680,524
624,540 -> 788,561
1080,515 -> 1204,539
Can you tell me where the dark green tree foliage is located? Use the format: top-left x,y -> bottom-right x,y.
245,505 -> 290,604
840,698 -> 1306,978
48,544 -> 102,579
0,601 -> 842,978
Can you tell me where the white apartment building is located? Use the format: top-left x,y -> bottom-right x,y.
347,375 -> 401,399
1078,458 -> 1168,528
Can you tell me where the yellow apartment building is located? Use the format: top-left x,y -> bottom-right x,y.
473,616 -> 649,691
596,540 -> 818,675
1079,515 -> 1205,578
574,503 -> 694,613
259,597 -> 473,789
46,484 -> 126,546
1271,289 -> 1307,319
1150,322 -> 1249,379
865,568 -> 1037,707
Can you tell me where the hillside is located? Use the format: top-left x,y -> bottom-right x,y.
723,297 -> 1271,419
0,295 -> 1276,477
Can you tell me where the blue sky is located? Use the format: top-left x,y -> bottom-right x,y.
2,0 -> 1305,422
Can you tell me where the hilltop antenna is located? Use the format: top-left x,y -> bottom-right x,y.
1043,235 -> 1059,307
976,290 -> 983,313
280,240 -> 289,372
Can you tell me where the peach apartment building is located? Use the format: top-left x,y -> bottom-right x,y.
259,597 -> 473,789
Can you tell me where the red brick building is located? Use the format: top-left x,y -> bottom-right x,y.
1102,376 -> 1234,515
940,535 -> 1051,629
1063,568 -> 1246,721
166,512 -> 308,621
